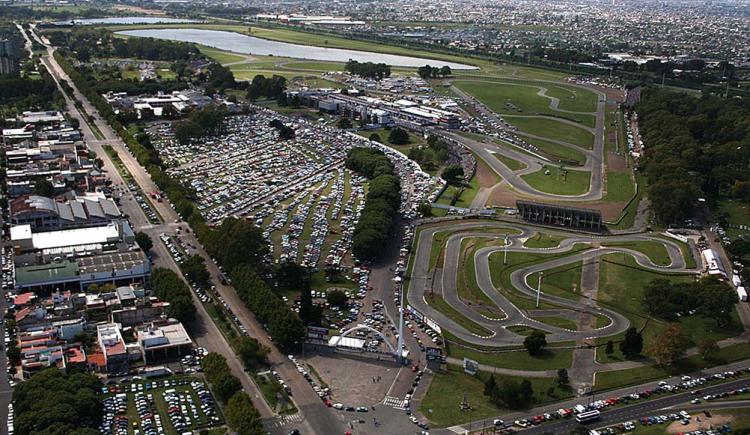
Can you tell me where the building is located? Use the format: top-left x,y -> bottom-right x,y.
701,248 -> 727,280
11,221 -> 150,292
516,200 -> 603,231
10,193 -> 121,231
137,320 -> 193,362
0,37 -> 20,76
97,323 -> 128,373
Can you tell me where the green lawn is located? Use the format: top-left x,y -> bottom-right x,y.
420,365 -> 571,428
522,136 -> 587,166
603,171 -> 636,203
452,80 -> 596,127
436,175 -> 482,209
511,117 -> 595,149
602,240 -> 672,266
281,60 -> 346,71
198,45 -> 246,64
596,253 -> 742,363
526,261 -> 583,301
595,343 -> 750,392
521,167 -> 591,196
356,128 -> 426,154
487,244 -> 591,311
546,84 -> 599,113
445,339 -> 574,370
425,293 -> 494,337
717,198 -> 750,239
524,232 -> 564,248
533,316 -> 579,331
493,152 -> 527,171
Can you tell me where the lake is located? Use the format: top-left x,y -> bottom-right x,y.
55,17 -> 199,26
116,28 -> 478,70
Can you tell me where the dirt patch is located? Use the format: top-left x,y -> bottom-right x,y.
607,152 -> 628,172
599,86 -> 625,103
487,183 -> 520,208
487,184 -> 626,221
666,413 -> 735,433
476,157 -> 500,188
303,353 -> 400,406
111,5 -> 166,15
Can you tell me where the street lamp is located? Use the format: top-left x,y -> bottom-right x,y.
536,271 -> 543,308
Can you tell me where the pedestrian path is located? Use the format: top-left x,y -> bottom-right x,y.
265,412 -> 304,430
382,395 -> 407,409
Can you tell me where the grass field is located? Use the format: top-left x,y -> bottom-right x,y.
603,171 -> 636,202
602,240 -> 672,266
420,365 -> 572,427
545,84 -> 600,113
522,136 -> 587,166
521,167 -> 591,196
445,339 -> 574,370
533,316 -> 579,331
523,233 -> 564,248
595,343 -> 750,392
356,127 -> 426,154
511,117 -> 595,149
425,293 -> 494,337
596,253 -> 742,363
493,152 -> 527,171
526,261 -> 583,301
198,45 -> 246,64
453,80 -> 597,127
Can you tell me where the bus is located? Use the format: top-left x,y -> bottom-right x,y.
575,410 -> 601,423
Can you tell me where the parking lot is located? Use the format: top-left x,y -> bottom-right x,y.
99,375 -> 223,435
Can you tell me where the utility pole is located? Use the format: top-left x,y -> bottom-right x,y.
536,271 -> 543,308
503,232 -> 509,265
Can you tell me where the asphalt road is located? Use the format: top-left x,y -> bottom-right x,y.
446,79 -> 607,202
407,220 -> 698,347
30,26 -> 345,435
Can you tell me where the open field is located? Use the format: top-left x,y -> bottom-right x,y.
453,80 -> 596,127
522,136 -> 587,166
511,117 -> 595,149
420,365 -> 572,427
521,168 -> 591,196
492,152 -> 527,171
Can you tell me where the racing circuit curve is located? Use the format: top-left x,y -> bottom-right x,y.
406,221 -> 700,347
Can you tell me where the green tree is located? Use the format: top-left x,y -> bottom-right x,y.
439,65 -> 452,77
337,118 -> 353,129
418,202 -> 433,217
698,338 -> 720,361
388,127 -> 410,145
484,373 -> 498,397
213,371 -> 242,403
369,133 -> 381,142
442,164 -> 465,186
648,324 -> 690,366
556,368 -> 569,388
619,327 -> 643,358
226,392 -> 264,435
234,336 -> 269,369
33,178 -> 54,196
605,340 -> 614,355
134,231 -> 153,253
523,330 -> 547,355
326,289 -> 348,309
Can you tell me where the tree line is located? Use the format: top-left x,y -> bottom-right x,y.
417,64 -> 452,79
246,74 -> 287,100
643,276 -> 736,328
150,267 -> 196,325
345,60 -> 391,80
346,148 -> 402,260
637,87 -> 750,225
201,353 -> 264,434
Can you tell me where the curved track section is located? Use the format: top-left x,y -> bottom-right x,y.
407,221 -> 699,347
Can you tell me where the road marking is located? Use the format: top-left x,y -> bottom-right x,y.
382,395 -> 407,409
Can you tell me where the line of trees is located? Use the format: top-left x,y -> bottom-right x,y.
13,368 -> 102,435
346,148 -> 402,261
417,64 -> 452,79
246,74 -> 287,100
643,276 -> 737,328
344,60 -> 391,79
637,87 -> 750,225
150,267 -> 197,324
484,374 -> 535,409
201,353 -> 264,434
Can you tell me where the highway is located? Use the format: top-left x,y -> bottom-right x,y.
27,25 -> 345,435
